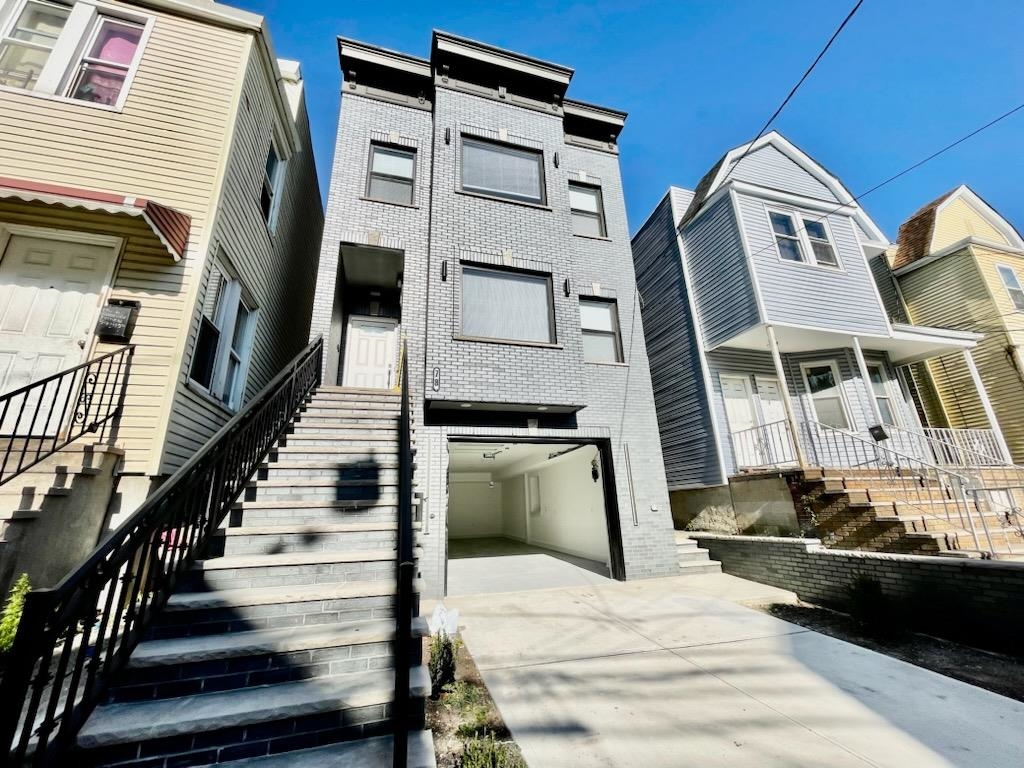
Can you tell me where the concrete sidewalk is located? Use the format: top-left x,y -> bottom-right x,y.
443,574 -> 1024,767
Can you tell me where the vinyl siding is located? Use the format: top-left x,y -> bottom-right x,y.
683,195 -> 761,348
631,193 -> 720,488
724,144 -> 838,202
735,193 -> 891,336
931,197 -> 1009,253
868,253 -> 908,323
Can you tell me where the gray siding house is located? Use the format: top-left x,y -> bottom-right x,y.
632,132 -> 1008,531
310,32 -> 678,597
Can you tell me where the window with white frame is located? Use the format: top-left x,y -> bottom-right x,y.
579,297 -> 622,362
768,208 -> 840,268
189,260 -> 257,410
997,265 -> 1024,312
461,136 -> 545,205
460,264 -> 554,344
866,364 -> 897,425
0,0 -> 147,106
801,361 -> 849,429
568,182 -> 606,237
261,142 -> 285,228
366,143 -> 415,205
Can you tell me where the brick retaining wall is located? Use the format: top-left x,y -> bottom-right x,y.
691,533 -> 1024,654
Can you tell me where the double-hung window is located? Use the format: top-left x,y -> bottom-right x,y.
0,0 -> 146,107
997,265 -> 1024,312
461,136 -> 545,205
460,265 -> 554,344
261,143 -> 284,229
801,362 -> 849,429
866,364 -> 897,425
189,261 -> 257,410
579,298 -> 622,362
568,182 -> 606,237
366,143 -> 415,205
768,209 -> 840,268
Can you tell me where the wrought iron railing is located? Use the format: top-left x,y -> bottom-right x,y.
0,337 -> 323,766
729,419 -> 798,470
393,341 -> 414,768
0,345 -> 134,486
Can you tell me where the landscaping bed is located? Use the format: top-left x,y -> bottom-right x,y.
758,601 -> 1024,702
425,633 -> 527,768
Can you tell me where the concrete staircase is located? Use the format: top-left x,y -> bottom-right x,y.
675,531 -> 721,575
74,387 -> 435,767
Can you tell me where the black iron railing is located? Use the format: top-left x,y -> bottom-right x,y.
0,337 -> 323,766
393,342 -> 414,768
0,345 -> 134,486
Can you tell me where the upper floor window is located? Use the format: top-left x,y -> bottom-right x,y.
768,209 -> 840,269
461,136 -> 545,205
569,182 -> 606,237
461,264 -> 554,344
261,143 -> 284,229
580,297 -> 622,362
0,0 -> 147,108
366,143 -> 415,205
997,265 -> 1024,312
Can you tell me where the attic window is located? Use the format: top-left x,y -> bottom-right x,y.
767,207 -> 841,269
997,265 -> 1024,312
769,211 -> 805,262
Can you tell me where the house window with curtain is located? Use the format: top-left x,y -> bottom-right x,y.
569,182 -> 606,237
579,298 -> 622,362
366,143 -> 415,205
997,265 -> 1024,312
460,265 -> 554,344
867,364 -> 897,425
801,362 -> 849,429
461,136 -> 545,205
0,0 -> 148,107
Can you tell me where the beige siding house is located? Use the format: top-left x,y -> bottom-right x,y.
0,0 -> 322,590
881,185 -> 1024,462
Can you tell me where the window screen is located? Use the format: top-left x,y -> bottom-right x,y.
461,137 -> 544,204
367,144 -> 415,205
569,183 -> 606,237
580,298 -> 622,362
461,266 -> 553,343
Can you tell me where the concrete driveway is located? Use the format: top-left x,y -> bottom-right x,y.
442,573 -> 1024,768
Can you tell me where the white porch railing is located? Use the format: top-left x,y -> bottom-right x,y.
890,426 -> 1008,467
729,419 -> 797,470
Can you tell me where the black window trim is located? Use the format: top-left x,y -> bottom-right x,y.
365,141 -> 417,205
459,134 -> 547,206
459,261 -> 557,345
579,295 -> 623,363
568,180 -> 607,238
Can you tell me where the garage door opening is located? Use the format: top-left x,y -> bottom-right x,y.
446,440 -> 622,596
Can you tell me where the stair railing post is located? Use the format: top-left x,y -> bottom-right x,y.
0,588 -> 55,760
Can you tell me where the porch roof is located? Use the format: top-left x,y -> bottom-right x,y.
714,322 -> 981,365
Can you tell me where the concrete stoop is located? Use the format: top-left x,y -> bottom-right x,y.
73,388 -> 434,768
674,531 -> 722,575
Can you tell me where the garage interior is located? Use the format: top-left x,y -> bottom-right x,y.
446,440 -> 616,596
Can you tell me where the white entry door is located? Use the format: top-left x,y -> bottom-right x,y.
0,234 -> 112,432
721,375 -> 759,468
341,316 -> 398,389
754,376 -> 796,465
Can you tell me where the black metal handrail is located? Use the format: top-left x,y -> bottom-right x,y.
393,341 -> 413,768
0,345 -> 134,486
0,336 -> 323,766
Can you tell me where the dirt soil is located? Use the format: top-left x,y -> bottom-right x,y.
759,602 -> 1024,702
425,637 -> 527,768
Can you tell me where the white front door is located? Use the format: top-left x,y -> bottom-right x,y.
721,375 -> 759,468
754,376 -> 796,465
341,316 -> 398,389
0,234 -> 112,433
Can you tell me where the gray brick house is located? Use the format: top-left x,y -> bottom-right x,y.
310,31 -> 678,597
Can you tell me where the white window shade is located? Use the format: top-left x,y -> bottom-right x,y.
372,147 -> 414,177
461,266 -> 553,343
569,185 -> 599,213
462,138 -> 544,204
580,298 -> 622,362
569,182 -> 606,237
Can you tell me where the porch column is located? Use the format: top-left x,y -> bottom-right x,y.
765,325 -> 808,467
852,336 -> 885,426
962,348 -> 1013,462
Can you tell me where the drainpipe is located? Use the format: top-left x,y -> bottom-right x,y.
852,336 -> 885,426
765,325 -> 807,468
962,348 -> 1013,463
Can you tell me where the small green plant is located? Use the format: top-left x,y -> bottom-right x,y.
429,630 -> 457,699
0,574 -> 31,654
460,734 -> 526,768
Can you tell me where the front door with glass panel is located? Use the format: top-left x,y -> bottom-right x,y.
721,375 -> 760,468
342,316 -> 398,389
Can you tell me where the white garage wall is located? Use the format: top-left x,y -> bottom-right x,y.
448,477 -> 503,538
501,475 -> 527,541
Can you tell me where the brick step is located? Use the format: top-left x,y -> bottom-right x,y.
277,434 -> 400,449
110,618 -> 429,703
822,477 -> 949,494
678,560 -> 721,575
677,549 -> 712,564
268,446 -> 399,463
153,580 -> 415,639
211,523 -> 399,556
75,666 -> 429,767
245,480 -> 400,504
199,731 -> 437,768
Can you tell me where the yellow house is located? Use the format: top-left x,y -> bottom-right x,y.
0,0 -> 322,589
882,185 -> 1024,462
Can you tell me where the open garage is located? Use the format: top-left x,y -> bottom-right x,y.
445,439 -> 624,596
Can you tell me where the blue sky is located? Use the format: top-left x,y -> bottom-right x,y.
236,0 -> 1024,240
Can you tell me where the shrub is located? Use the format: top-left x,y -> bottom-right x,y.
429,631 -> 457,698
848,575 -> 902,638
460,734 -> 526,768
683,505 -> 739,534
0,574 -> 31,654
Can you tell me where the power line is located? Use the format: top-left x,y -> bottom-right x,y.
718,0 -> 865,188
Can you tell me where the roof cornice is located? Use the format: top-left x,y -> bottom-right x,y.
337,37 -> 431,79
431,30 -> 573,88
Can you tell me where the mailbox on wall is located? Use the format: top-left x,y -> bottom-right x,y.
96,299 -> 141,343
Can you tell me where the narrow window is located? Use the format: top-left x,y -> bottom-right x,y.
997,265 -> 1024,312
66,15 -> 143,105
461,137 -> 545,204
579,298 -> 622,363
261,143 -> 284,227
769,211 -> 805,262
802,217 -> 838,267
867,364 -> 897,425
569,182 -> 606,237
190,265 -> 227,390
803,363 -> 849,429
366,143 -> 415,205
0,0 -> 70,90
461,265 -> 554,343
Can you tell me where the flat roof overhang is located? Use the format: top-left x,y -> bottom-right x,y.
714,322 -> 981,365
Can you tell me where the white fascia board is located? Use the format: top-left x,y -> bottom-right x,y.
935,185 -> 1024,250
130,0 -> 263,31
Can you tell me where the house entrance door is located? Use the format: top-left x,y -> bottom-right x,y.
721,375 -> 759,468
754,376 -> 797,465
341,316 -> 398,389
